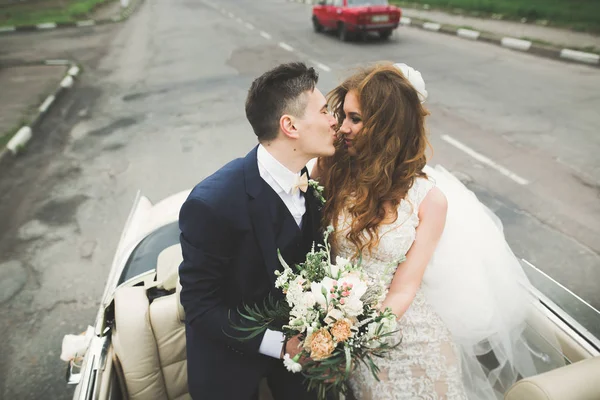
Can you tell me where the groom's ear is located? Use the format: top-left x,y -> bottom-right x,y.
280,114 -> 300,139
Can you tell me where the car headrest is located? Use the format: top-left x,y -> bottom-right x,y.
156,244 -> 183,291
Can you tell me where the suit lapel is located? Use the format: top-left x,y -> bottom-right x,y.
244,151 -> 322,285
302,167 -> 322,244
244,147 -> 280,286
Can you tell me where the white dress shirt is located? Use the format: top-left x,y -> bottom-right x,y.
256,144 -> 306,358
257,144 -> 306,227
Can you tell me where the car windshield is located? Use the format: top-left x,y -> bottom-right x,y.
346,0 -> 389,6
118,221 -> 181,284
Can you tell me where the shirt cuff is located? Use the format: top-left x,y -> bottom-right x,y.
258,329 -> 285,359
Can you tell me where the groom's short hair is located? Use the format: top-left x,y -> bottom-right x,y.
245,62 -> 319,142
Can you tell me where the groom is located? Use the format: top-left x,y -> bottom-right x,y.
178,62 -> 337,399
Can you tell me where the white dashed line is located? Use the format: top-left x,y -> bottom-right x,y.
245,22 -> 255,30
312,61 -> 331,72
260,31 -> 272,40
279,42 -> 294,52
236,17 -> 243,23
227,12 -> 234,18
440,135 -> 530,185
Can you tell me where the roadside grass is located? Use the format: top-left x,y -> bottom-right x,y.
391,0 -> 600,33
0,0 -> 111,27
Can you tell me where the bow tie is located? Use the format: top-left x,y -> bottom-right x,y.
292,172 -> 309,195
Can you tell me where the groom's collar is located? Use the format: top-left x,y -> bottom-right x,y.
257,144 -> 302,195
243,146 -> 262,199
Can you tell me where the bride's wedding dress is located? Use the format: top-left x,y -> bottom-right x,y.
335,165 -> 557,399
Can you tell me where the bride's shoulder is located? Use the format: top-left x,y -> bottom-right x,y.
418,186 -> 447,218
409,175 -> 437,205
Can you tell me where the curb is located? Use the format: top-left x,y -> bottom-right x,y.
0,60 -> 80,164
400,17 -> 599,67
287,0 -> 599,67
0,0 -> 143,35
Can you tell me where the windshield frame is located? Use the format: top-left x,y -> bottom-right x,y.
117,221 -> 181,284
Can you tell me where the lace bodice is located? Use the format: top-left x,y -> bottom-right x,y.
335,176 -> 436,285
334,176 -> 468,400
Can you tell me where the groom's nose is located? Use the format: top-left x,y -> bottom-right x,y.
329,114 -> 337,127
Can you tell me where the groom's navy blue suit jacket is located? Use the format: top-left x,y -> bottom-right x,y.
178,146 -> 321,399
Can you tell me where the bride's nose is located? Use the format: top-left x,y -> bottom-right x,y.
339,119 -> 351,135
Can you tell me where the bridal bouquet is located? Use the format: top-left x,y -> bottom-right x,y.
232,227 -> 402,399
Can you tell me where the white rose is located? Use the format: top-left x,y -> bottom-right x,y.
340,296 -> 364,317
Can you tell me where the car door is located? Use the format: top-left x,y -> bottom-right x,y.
328,0 -> 344,28
321,0 -> 337,29
313,0 -> 327,26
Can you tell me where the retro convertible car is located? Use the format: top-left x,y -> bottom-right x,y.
64,188 -> 600,400
312,0 -> 402,41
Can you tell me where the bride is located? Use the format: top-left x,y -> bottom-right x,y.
312,63 -> 558,399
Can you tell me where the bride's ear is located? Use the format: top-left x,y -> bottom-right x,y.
280,114 -> 299,139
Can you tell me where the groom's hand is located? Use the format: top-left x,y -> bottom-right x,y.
281,334 -> 306,361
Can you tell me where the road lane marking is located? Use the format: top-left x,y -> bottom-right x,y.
311,60 -> 331,72
279,42 -> 294,52
441,134 -> 530,185
260,31 -> 272,40
45,59 -> 70,65
245,22 -> 255,30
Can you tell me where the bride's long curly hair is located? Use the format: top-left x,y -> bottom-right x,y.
319,63 -> 431,257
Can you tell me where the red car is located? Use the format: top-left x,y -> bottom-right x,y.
312,0 -> 402,41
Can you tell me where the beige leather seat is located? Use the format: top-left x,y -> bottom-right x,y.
504,356 -> 600,400
111,242 -> 276,400
112,244 -> 190,400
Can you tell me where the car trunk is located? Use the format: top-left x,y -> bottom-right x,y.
352,6 -> 399,26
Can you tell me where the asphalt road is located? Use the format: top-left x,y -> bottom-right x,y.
0,0 -> 599,398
